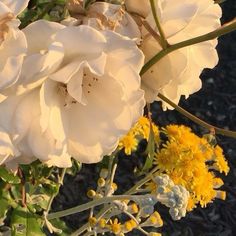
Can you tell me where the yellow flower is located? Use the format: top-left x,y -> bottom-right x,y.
119,133 -> 138,155
149,211 -> 163,227
129,203 -> 139,214
123,219 -> 137,232
87,189 -> 96,198
213,145 -> 229,174
118,116 -> 160,155
108,218 -> 121,234
153,125 -> 229,211
98,218 -> 107,228
186,196 -> 197,211
141,211 -> 163,228
88,217 -> 97,226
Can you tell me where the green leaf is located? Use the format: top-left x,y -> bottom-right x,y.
55,0 -> 67,5
0,167 -> 21,184
66,159 -> 82,176
30,194 -> 51,211
48,218 -> 72,235
42,181 -> 60,196
142,123 -> 156,172
0,198 -> 10,224
11,206 -> 44,236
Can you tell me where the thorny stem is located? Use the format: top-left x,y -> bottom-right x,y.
149,0 -> 169,49
141,19 -> 236,75
158,93 -> 236,138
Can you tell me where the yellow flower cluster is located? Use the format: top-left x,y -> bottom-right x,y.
119,116 -> 160,155
153,125 -> 229,211
89,217 -> 138,235
88,197 -> 164,235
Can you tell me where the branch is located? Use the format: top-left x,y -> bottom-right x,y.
149,0 -> 168,49
158,93 -> 236,138
141,19 -> 236,75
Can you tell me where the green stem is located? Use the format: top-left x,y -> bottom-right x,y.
149,0 -> 168,49
71,205 -> 112,236
142,19 -> 163,46
45,168 -> 67,215
126,166 -> 159,194
123,210 -> 149,235
141,19 -> 236,75
158,93 -> 236,138
71,166 -> 159,235
47,195 -> 149,220
104,155 -> 116,196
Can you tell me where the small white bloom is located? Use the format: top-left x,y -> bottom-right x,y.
0,0 -> 29,101
130,0 -> 221,109
0,21 -> 145,168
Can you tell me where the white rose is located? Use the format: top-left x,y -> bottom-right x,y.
128,0 -> 221,109
0,0 -> 29,101
0,0 -> 29,170
0,20 -> 145,168
125,0 -> 150,18
63,2 -> 141,40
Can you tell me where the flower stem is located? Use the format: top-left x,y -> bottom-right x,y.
47,195 -> 149,220
149,0 -> 169,49
71,205 -> 112,236
126,166 -> 159,194
142,19 -> 163,45
71,166 -> 159,235
158,93 -> 236,138
141,18 -> 236,75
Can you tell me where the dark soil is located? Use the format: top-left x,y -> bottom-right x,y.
52,1 -> 236,235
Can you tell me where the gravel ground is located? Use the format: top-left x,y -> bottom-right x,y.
52,1 -> 236,235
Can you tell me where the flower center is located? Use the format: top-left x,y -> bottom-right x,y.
57,69 -> 100,107
82,69 -> 99,95
57,83 -> 77,107
0,13 -> 14,44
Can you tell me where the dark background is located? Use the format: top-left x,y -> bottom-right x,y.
53,1 -> 236,235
